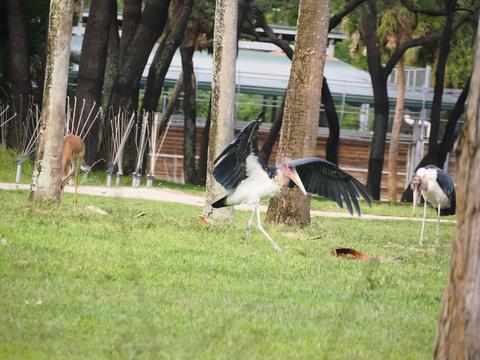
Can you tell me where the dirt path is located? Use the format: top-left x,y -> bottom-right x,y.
0,182 -> 455,223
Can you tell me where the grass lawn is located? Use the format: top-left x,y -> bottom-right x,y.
0,187 -> 454,359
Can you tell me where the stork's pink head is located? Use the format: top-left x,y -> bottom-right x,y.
276,158 -> 307,195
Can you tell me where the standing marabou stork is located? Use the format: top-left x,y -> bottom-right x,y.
211,112 -> 372,252
411,165 -> 456,245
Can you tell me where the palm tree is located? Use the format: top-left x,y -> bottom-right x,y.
377,4 -> 421,202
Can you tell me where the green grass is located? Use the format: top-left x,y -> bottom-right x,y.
0,189 -> 454,359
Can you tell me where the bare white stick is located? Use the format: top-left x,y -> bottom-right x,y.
75,98 -> 86,135
80,106 -> 101,140
149,113 -> 160,176
112,111 -> 135,166
65,97 -> 71,134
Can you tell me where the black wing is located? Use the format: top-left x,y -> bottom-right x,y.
290,157 -> 372,216
426,165 -> 456,215
213,112 -> 264,190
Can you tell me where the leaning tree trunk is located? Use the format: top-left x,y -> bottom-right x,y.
434,18 -> 480,357
436,77 -> 470,167
259,95 -> 285,165
7,0 -> 32,150
141,0 -> 193,112
75,0 -> 115,163
203,0 -> 238,221
181,23 -> 199,184
266,0 -> 330,227
109,0 -> 171,111
29,0 -> 74,201
428,0 -> 456,155
388,57 -> 405,202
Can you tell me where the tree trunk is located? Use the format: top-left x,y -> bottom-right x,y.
181,23 -> 199,184
436,77 -> 470,167
197,97 -> 212,186
7,0 -> 32,150
119,0 -> 142,62
428,0 -> 456,153
75,0 -> 115,163
259,95 -> 285,165
361,1 -> 389,200
110,0 -> 171,111
323,76 -> 340,165
101,4 -> 120,109
142,0 -> 193,112
203,0 -> 238,220
434,18 -> 480,357
118,0 -> 142,108
29,0 -> 74,201
254,7 -> 340,166
266,0 -> 330,227
387,57 -> 405,202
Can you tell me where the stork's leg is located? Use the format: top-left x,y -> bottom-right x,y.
436,203 -> 441,245
256,206 -> 283,252
419,197 -> 427,245
243,207 -> 256,246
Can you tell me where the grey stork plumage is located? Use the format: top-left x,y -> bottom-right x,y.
411,165 -> 456,245
211,112 -> 372,252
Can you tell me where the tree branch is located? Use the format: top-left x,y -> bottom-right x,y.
400,0 -> 449,16
384,0 -> 480,76
329,0 -> 367,31
254,7 -> 293,59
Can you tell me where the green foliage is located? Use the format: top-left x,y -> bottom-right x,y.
0,189 -> 454,358
445,25 -> 475,88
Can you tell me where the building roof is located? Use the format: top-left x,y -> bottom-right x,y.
70,35 -> 461,110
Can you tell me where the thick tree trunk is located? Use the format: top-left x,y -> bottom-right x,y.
266,0 -> 330,227
101,5 -> 120,109
7,0 -> 32,150
254,8 -> 340,166
428,0 -> 455,153
29,0 -> 74,201
361,2 -> 389,200
323,77 -> 340,165
388,58 -> 405,202
118,0 -> 142,108
110,0 -> 171,111
181,23 -> 199,184
434,20 -> 480,357
203,0 -> 238,220
142,0 -> 193,112
75,0 -> 115,163
119,0 -> 142,62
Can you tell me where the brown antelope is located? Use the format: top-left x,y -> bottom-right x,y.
61,134 -> 85,204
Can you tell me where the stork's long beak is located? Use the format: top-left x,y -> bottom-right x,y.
412,186 -> 419,216
288,169 -> 308,196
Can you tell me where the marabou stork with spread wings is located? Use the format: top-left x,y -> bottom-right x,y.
411,165 -> 456,245
211,112 -> 372,252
